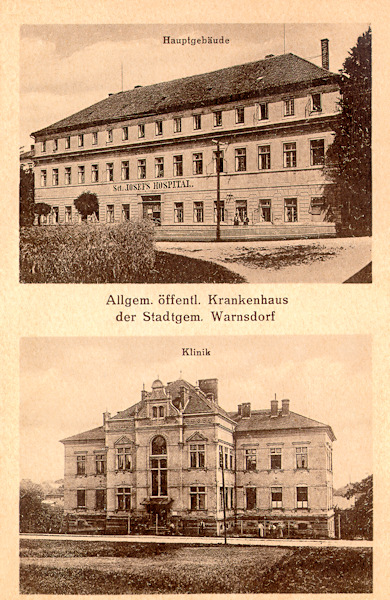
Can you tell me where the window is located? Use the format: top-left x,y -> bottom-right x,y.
327,447 -> 333,472
173,117 -> 182,133
106,204 -> 114,223
122,204 -> 130,221
246,487 -> 256,510
116,487 -> 131,510
106,163 -> 114,182
53,139 -> 58,151
193,201 -> 204,223
235,148 -> 246,172
40,170 -> 47,187
285,198 -> 298,222
78,165 -> 85,184
236,106 -> 245,123
159,406 -> 164,418
213,150 -> 224,173
41,141 -> 46,152
230,487 -> 234,509
51,207 -> 59,224
296,447 -> 308,469
121,161 -> 130,180
138,159 -> 146,179
173,155 -> 183,177
284,142 -> 297,168
258,145 -> 271,170
150,436 -> 167,496
193,114 -> 201,130
107,129 -> 113,143
77,455 -> 86,475
214,201 -> 225,222
229,449 -> 234,471
259,102 -> 268,120
138,123 -> 145,138
235,200 -> 247,222
122,126 -> 129,141
95,454 -> 106,474
65,206 -> 72,223
245,448 -> 257,471
174,202 -> 184,223
190,444 -> 205,468
190,486 -> 206,510
155,157 -> 164,178
155,120 -> 163,136
116,446 -> 132,471
65,167 -> 71,185
91,164 -> 99,182
92,132 -> 98,145
52,168 -> 59,186
96,489 -> 106,510
311,93 -> 322,112
78,134 -> 84,147
270,447 -> 282,469
310,139 -> 325,166
65,136 -> 71,149
310,197 -> 324,221
214,110 -> 222,127
271,487 -> 283,508
260,199 -> 272,222
152,406 -> 164,419
284,98 -> 294,116
193,153 -> 203,175
297,486 -> 308,509
152,406 -> 158,418
77,489 -> 86,508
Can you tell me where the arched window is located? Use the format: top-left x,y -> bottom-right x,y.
151,435 -> 166,456
150,436 -> 167,496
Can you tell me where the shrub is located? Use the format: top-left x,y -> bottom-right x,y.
20,221 -> 155,283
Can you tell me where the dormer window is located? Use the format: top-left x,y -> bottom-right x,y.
152,405 -> 165,419
311,93 -> 322,112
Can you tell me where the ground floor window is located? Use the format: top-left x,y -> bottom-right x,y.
122,204 -> 130,221
246,487 -> 256,510
297,486 -> 308,509
235,200 -> 247,223
106,204 -> 114,223
310,197 -> 325,222
190,486 -> 206,510
174,202 -> 184,223
259,199 -> 272,222
285,198 -> 298,222
50,207 -> 59,224
77,489 -> 86,508
96,489 -> 106,510
116,487 -> 131,511
214,201 -> 225,222
193,202 -> 204,223
65,206 -> 72,223
271,487 -> 283,508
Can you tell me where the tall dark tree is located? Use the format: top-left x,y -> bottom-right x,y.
34,202 -> 52,225
74,191 -> 99,221
19,167 -> 35,226
324,28 -> 371,235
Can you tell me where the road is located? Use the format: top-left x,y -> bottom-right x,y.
20,533 -> 372,548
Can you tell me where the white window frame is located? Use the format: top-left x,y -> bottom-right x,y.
245,448 -> 257,471
78,134 -> 84,147
310,138 -> 325,166
155,157 -> 164,178
78,165 -> 85,184
138,159 -> 146,179
284,98 -> 295,117
91,164 -> 99,183
64,167 -> 71,185
52,168 -> 59,186
40,170 -> 47,187
116,487 -> 131,511
193,153 -> 203,175
271,486 -> 283,508
122,126 -> 129,141
311,93 -> 322,112
284,198 -> 298,223
190,486 -> 206,510
121,161 -> 130,180
213,110 -> 222,127
107,129 -> 113,143
235,148 -> 247,172
283,142 -> 297,168
65,205 -> 72,223
106,204 -> 114,223
173,117 -> 182,133
189,443 -> 205,469
65,136 -> 71,149
116,446 -> 132,471
122,204 -> 130,221
53,139 -> 58,152
92,132 -> 98,145
138,123 -> 145,138
106,162 -> 114,182
193,114 -> 201,130
235,106 -> 245,124
270,447 -> 282,470
173,155 -> 183,177
193,201 -> 204,223
296,486 -> 308,509
155,120 -> 163,136
258,145 -> 271,170
259,102 -> 268,120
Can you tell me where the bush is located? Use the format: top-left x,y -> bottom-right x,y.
20,221 -> 155,283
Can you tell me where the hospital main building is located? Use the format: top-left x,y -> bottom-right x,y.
32,41 -> 340,240
61,377 -> 336,537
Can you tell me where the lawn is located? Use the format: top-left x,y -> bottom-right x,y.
20,539 -> 372,594
223,243 -> 340,270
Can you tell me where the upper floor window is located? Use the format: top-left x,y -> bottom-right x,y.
245,448 -> 257,471
173,117 -> 182,133
106,162 -> 114,182
190,486 -> 206,510
53,139 -> 58,152
78,165 -> 85,184
213,150 -> 224,173
193,114 -> 201,130
284,98 -> 295,117
95,453 -> 106,474
65,136 -> 71,149
91,164 -> 99,183
236,106 -> 245,124
173,155 -> 183,177
151,435 -> 167,455
64,167 -> 71,185
152,405 -> 165,419
122,126 -> 128,141
92,132 -> 98,145
40,170 -> 47,187
327,447 -> 333,472
190,444 -> 205,468
116,446 -> 132,471
283,142 -> 297,168
193,153 -> 203,175
155,120 -> 163,136
155,157 -> 164,178
310,139 -> 325,166
52,168 -> 59,186
121,161 -> 130,180
213,110 -> 222,127
107,129 -> 113,143
258,145 -> 271,170
76,454 -> 86,475
296,446 -> 308,469
150,436 -> 167,497
259,102 -> 268,120
270,447 -> 282,469
311,93 -> 322,112
297,486 -> 308,508
78,134 -> 84,147
41,140 -> 46,153
235,148 -> 246,172
138,123 -> 145,138
271,487 -> 283,508
138,159 -> 146,179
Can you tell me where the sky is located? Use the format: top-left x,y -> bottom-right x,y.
20,336 -> 372,489
19,23 -> 369,150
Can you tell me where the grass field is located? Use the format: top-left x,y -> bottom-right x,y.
20,539 -> 372,594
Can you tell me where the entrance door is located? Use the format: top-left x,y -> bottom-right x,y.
142,196 -> 161,225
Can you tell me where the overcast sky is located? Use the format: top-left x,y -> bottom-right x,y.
20,336 -> 371,489
20,23 -> 369,150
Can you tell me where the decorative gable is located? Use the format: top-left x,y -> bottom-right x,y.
186,431 -> 208,443
114,435 -> 133,446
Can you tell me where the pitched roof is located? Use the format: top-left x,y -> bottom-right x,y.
110,401 -> 142,420
32,53 -> 336,138
167,378 -> 232,419
228,409 -> 335,440
60,426 -> 105,444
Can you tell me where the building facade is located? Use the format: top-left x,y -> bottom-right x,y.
32,44 -> 340,240
61,377 -> 336,538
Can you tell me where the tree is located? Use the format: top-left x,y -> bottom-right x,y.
336,474 -> 373,540
74,191 -> 99,221
324,28 -> 371,235
20,479 -> 64,533
34,202 -> 52,225
19,167 -> 35,226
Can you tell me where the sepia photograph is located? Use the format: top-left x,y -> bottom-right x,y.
19,23 -> 372,284
19,335 -> 372,594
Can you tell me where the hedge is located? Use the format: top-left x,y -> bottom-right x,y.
20,221 -> 155,283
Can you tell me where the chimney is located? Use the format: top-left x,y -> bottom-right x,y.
281,399 -> 290,416
180,385 -> 189,407
237,404 -> 242,416
241,402 -> 251,418
103,411 -> 111,427
271,399 -> 278,417
198,378 -> 218,404
321,39 -> 329,70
